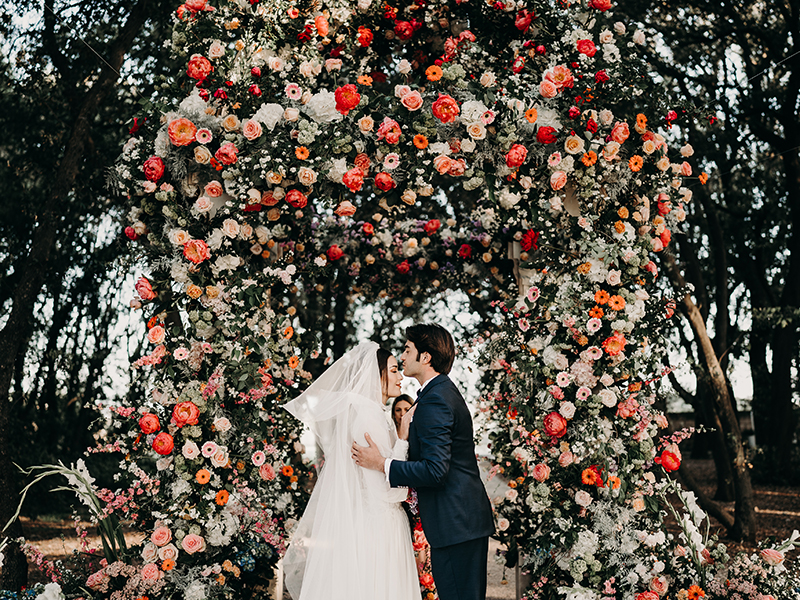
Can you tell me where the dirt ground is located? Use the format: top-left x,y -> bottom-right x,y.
13,459 -> 800,599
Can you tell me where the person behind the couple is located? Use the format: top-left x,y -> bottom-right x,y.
282,324 -> 494,600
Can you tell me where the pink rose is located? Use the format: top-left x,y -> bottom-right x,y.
181,533 -> 205,554
558,451 -> 574,467
759,548 -> 785,566
242,119 -> 263,141
611,122 -> 630,144
143,156 -> 165,182
204,180 -> 224,197
151,526 -> 172,547
259,463 -> 276,481
376,117 -> 402,144
135,277 -> 157,301
214,142 -> 238,165
532,463 -> 550,482
681,161 -> 693,176
650,576 -> 668,595
448,159 -> 466,177
401,90 -> 424,111
550,171 -> 567,190
506,144 -> 528,168
539,80 -> 558,98
183,239 -> 211,264
433,155 -> 453,175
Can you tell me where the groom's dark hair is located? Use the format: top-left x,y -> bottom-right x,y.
406,324 -> 455,375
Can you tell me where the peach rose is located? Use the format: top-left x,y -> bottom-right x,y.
194,146 -> 212,164
603,141 -> 621,161
222,218 -> 240,238
267,56 -> 284,71
315,15 -> 329,36
540,80 -> 558,98
564,135 -> 585,155
479,72 -> 496,87
284,107 -> 300,121
205,180 -> 224,197
358,116 -> 374,133
550,171 -> 567,190
242,119 -> 262,140
433,155 -> 453,174
401,190 -> 417,205
401,90 -> 424,111
558,451 -> 574,467
148,326 -> 165,345
643,139 -> 658,155
466,121 -> 486,140
181,534 -> 205,554
151,526 -> 172,547
656,156 -> 670,170
169,229 -> 191,245
266,170 -> 283,185
297,167 -> 317,186
168,118 -> 197,146
222,114 -> 240,132
208,41 -> 225,59
157,543 -> 179,561
141,563 -> 161,581
650,576 -> 668,595
335,201 -> 356,216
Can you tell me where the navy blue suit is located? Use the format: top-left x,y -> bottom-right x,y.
389,374 -> 494,600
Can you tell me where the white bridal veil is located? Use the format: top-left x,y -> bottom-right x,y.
282,341 -> 405,600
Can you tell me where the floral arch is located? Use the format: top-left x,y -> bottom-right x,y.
93,0 -> 798,599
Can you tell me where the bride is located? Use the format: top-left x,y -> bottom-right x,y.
282,341 -> 421,600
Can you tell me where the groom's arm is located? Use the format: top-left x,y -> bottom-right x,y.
388,393 -> 453,489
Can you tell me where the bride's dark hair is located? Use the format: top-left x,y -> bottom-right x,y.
376,347 -> 393,392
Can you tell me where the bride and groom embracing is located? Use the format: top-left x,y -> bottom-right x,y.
282,324 -> 495,600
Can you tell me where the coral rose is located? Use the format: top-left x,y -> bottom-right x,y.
506,144 -> 528,168
376,117 -> 401,144
214,142 -> 238,165
186,54 -> 212,80
152,432 -> 174,455
147,326 -> 165,345
611,122 -> 630,143
375,172 -> 395,191
342,168 -> 365,192
433,155 -> 453,174
334,84 -> 360,115
183,239 -> 211,264
635,593 -> 659,600
135,277 -> 156,301
242,119 -> 262,141
532,463 -> 550,482
602,332 -> 627,355
168,118 -> 197,146
424,219 -> 441,235
539,80 -> 558,98
204,180 -> 224,197
172,401 -> 200,428
143,156 -> 165,182
335,201 -> 356,217
543,411 -> 567,438
139,413 -> 160,434
431,94 -> 460,123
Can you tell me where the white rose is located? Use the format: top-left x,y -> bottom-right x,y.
466,121 -> 486,140
497,517 -> 510,531
559,401 -> 576,419
267,56 -> 284,71
183,441 -> 200,459
35,583 -> 65,600
255,226 -> 269,245
633,30 -> 646,45
398,59 -> 412,74
680,144 -> 694,157
158,543 -> 179,561
211,449 -> 229,467
480,71 -> 496,87
461,138 -> 476,153
599,29 -> 614,44
606,269 -> 622,286
169,229 -> 191,245
141,542 -> 159,563
284,107 -> 299,121
614,22 -> 626,35
213,417 -> 232,432
208,41 -> 225,59
598,389 -> 617,408
297,167 -> 317,186
575,490 -> 593,507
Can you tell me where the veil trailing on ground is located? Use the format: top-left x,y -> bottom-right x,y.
281,341 -> 387,600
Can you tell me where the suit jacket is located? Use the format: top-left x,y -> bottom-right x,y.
388,373 -> 494,548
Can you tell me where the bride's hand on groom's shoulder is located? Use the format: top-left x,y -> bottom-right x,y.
398,404 -> 417,441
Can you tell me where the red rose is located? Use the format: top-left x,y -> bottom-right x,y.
424,219 -> 441,236
543,411 -> 568,438
139,413 -> 160,434
394,20 -> 414,40
397,260 -> 411,274
214,142 -> 238,165
660,229 -> 671,247
431,94 -> 460,124
124,226 -> 139,241
577,39 -> 597,57
357,25 -> 373,47
536,126 -> 557,144
135,276 -> 157,301
520,229 -> 539,252
143,156 -> 165,182
172,401 -> 200,428
457,244 -> 472,259
515,10 -> 533,33
506,144 -> 528,168
595,69 -> 610,84
589,0 -> 612,10
511,55 -> 526,73
286,189 -> 308,208
586,118 -> 598,133
327,245 -> 344,261
152,432 -> 174,455
251,66 -> 261,78
342,168 -> 365,192
362,223 -> 374,236
186,54 -> 213,81
249,84 -> 262,96
334,84 -> 361,115
375,172 -> 395,191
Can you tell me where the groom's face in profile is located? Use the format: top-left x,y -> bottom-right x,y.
400,341 -> 423,379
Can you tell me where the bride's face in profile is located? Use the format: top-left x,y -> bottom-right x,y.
383,356 -> 403,403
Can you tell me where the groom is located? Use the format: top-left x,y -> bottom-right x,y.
353,324 -> 494,600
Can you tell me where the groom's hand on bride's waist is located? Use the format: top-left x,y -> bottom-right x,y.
351,433 -> 385,472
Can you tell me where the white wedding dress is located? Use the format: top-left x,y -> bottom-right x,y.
282,342 -> 422,600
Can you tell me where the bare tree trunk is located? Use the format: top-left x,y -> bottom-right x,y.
0,0 -> 151,589
664,253 -> 757,542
